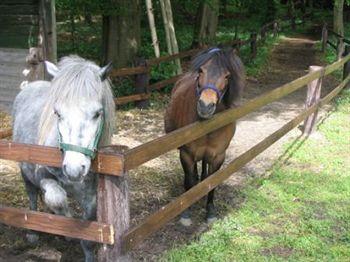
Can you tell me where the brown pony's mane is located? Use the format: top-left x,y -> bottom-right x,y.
190,46 -> 245,107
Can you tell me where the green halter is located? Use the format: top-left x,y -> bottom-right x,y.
58,113 -> 104,159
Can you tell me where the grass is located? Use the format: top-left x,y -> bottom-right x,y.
163,89 -> 350,261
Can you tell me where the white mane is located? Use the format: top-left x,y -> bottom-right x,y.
38,55 -> 115,147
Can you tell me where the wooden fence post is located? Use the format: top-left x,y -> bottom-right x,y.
337,37 -> 345,60
322,23 -> 328,53
98,147 -> 130,262
303,66 -> 323,135
343,45 -> 350,89
250,33 -> 257,60
39,0 -> 57,63
134,57 -> 150,109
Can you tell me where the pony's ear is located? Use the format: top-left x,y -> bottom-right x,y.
44,61 -> 59,77
99,62 -> 113,81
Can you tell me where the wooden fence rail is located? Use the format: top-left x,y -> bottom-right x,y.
0,206 -> 114,244
112,13 -> 311,107
322,22 -> 350,59
123,54 -> 350,170
1,14 -> 343,262
0,141 -> 124,176
122,68 -> 350,252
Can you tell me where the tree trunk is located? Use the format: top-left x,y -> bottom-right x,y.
146,0 -> 160,58
288,0 -> 295,18
102,0 -> 141,68
160,0 -> 182,75
192,0 -> 219,47
301,0 -> 306,14
334,0 -> 344,37
159,0 -> 171,55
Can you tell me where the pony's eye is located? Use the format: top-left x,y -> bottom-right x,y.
198,68 -> 203,74
93,111 -> 101,120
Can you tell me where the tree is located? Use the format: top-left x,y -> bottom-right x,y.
146,0 -> 160,58
192,0 -> 220,47
160,0 -> 182,74
101,1 -> 141,68
334,0 -> 345,36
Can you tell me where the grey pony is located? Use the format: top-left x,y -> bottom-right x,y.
12,56 -> 115,262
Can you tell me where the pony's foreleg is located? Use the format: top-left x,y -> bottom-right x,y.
21,168 -> 40,244
39,179 -> 72,218
179,149 -> 198,226
79,177 -> 97,262
205,153 -> 225,223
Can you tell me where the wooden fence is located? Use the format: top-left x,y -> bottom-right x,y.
113,14 -> 310,108
322,22 -> 350,60
1,21 -> 348,261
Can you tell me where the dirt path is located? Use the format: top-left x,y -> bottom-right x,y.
0,31 -> 339,261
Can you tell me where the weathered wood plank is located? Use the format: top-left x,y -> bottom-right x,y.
134,57 -> 149,109
303,66 -> 323,134
110,66 -> 148,78
97,146 -> 130,261
0,141 -> 124,176
147,48 -> 200,66
0,15 -> 39,26
123,54 -> 350,170
0,25 -> 39,35
149,74 -> 182,91
0,36 -> 32,48
0,0 -> 38,4
0,205 -> 114,244
0,5 -> 38,15
343,46 -> 350,89
122,74 -> 350,251
115,93 -> 150,105
39,0 -> 57,63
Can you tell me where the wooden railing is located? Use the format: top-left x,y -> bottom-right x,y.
322,22 -> 350,60
2,17 -> 346,262
113,14 -> 310,108
120,52 -> 350,252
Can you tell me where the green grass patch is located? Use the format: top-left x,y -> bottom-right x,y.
163,90 -> 350,261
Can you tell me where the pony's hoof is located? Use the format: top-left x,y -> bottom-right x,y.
180,217 -> 192,227
206,216 -> 217,224
26,233 -> 39,244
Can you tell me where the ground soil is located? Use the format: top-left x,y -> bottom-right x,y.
0,28 -> 340,261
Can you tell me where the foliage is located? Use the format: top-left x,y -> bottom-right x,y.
163,89 -> 350,261
55,0 -> 314,95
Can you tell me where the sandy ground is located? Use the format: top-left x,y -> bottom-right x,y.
0,30 -> 340,261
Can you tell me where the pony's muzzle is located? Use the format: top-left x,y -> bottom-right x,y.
62,151 -> 91,182
197,99 -> 216,119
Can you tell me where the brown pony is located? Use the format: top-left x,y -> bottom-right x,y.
164,47 -> 245,226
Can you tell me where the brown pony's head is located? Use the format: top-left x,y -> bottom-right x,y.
192,47 -> 245,119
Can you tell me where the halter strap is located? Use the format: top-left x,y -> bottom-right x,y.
196,83 -> 223,101
208,47 -> 221,54
58,112 -> 104,159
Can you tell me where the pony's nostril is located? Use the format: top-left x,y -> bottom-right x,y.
208,102 -> 215,110
198,100 -> 206,108
81,165 -> 86,174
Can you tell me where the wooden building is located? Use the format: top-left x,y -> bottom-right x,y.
0,0 -> 56,112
